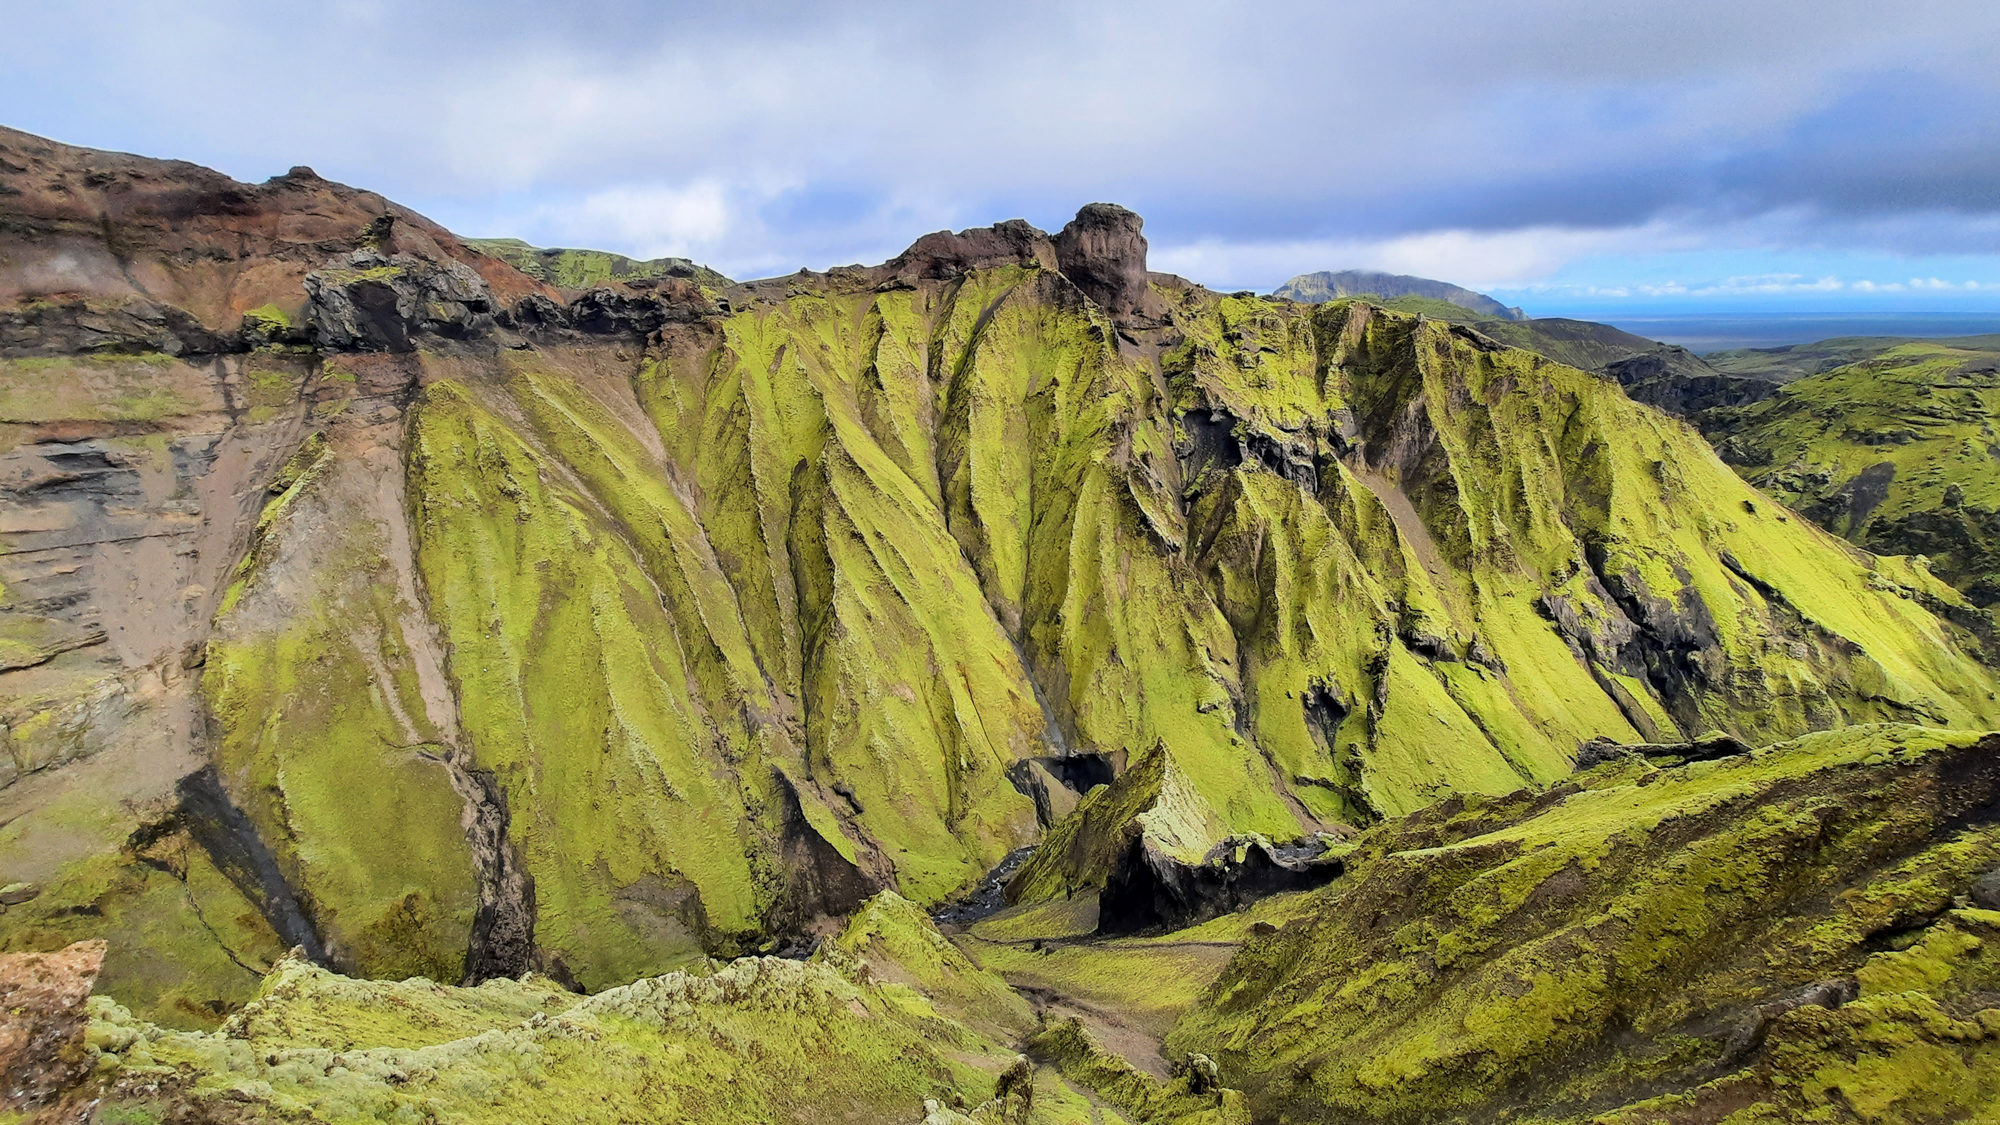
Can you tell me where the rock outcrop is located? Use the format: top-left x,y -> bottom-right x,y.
303,247 -> 499,351
882,218 -> 1060,282
0,939 -> 104,1113
1055,203 -> 1167,324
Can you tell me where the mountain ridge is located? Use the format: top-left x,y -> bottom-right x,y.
2,124 -> 1999,1125
1272,268 -> 1527,320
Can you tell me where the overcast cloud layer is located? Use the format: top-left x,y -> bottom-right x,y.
5,0 -> 2000,309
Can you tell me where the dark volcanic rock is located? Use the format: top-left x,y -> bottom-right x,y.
1574,731 -> 1754,771
1097,833 -> 1342,934
304,248 -> 498,352
882,219 -> 1058,282
497,279 -> 718,340
565,281 -> 713,336
1608,348 -> 1780,416
0,296 -> 247,358
1055,203 -> 1167,325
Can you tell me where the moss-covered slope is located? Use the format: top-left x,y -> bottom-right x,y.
465,237 -> 732,291
1707,339 -> 2000,605
4,159 -> 1999,1027
81,937 -> 1012,1125
1169,724 -> 2000,1123
71,891 -> 1245,1125
59,724 -> 2000,1125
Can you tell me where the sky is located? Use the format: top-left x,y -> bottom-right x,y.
6,0 -> 2000,317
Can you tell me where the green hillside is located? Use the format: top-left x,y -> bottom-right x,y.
465,236 -> 733,290
6,132 -> 2000,1123
1708,334 -> 2000,382
63,723 -> 2000,1125
9,269 -> 1994,1024
1707,339 -> 2000,605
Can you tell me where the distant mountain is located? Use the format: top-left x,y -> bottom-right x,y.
1268,278 -> 1789,418
466,237 -> 732,290
1706,333 -> 2000,382
1702,337 -> 2000,605
1272,269 -> 1527,320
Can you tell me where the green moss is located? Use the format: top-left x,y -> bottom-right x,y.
1168,724 -> 2000,1123
409,379 -> 766,983
26,255 -> 1995,1059
82,951 -> 1013,1125
0,354 -> 203,423
0,822 -> 284,1029
465,237 -> 733,289
826,891 -> 1034,1036
1708,339 -> 2000,600
1028,1017 -> 1250,1125
223,957 -> 582,1050
964,934 -> 1237,1039
205,434 -> 480,983
311,263 -> 405,286
1008,741 -> 1230,902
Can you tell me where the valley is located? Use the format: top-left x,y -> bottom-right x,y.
0,124 -> 1996,1124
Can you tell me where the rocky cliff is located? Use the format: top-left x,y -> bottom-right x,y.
0,126 -> 1996,1052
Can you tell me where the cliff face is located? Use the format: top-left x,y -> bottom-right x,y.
0,127 -> 1995,1031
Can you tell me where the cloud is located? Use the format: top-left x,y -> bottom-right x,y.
527,182 -> 736,261
1152,222 -> 1703,290
4,0 -> 2000,293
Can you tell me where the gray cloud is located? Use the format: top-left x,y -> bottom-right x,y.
4,0 -> 1997,285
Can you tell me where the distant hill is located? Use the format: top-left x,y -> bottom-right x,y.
466,237 -> 732,290
1706,333 -> 2000,382
1702,338 -> 2000,604
1272,269 -> 1527,320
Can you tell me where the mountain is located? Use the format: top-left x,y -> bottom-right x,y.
1529,330 -> 1996,612
3,126 -> 1999,1123
1271,269 -> 1527,320
1708,333 -> 2000,382
1702,338 -> 2000,607
1267,284 -> 1782,417
464,237 -> 733,291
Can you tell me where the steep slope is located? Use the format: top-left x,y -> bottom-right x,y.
1170,724 -> 2000,1123
1460,315 -> 1780,415
33,722 -> 2000,1125
1705,339 -> 2000,607
1266,283 -> 1769,417
0,127 -> 1995,1031
59,891 -> 1248,1125
1272,270 -> 1526,320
